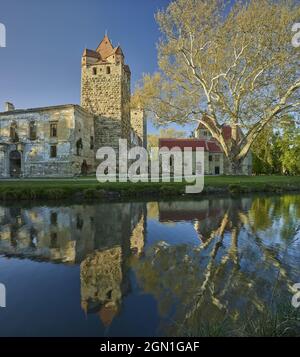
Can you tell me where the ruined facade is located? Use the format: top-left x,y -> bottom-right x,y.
0,34 -> 146,178
0,105 -> 95,177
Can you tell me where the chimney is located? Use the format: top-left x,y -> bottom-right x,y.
4,102 -> 15,112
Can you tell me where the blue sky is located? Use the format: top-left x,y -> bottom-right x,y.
0,0 -> 193,134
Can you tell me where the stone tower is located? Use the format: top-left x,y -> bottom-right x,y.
130,108 -> 147,149
81,35 -> 131,151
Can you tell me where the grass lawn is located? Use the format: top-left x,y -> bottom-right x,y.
0,175 -> 299,201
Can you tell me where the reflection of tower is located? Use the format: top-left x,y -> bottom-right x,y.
80,247 -> 124,326
130,204 -> 147,256
0,202 -> 147,328
79,202 -> 147,327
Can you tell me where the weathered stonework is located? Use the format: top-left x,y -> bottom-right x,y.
0,202 -> 146,326
131,109 -> 147,148
0,105 -> 95,178
80,35 -> 131,152
0,34 -> 146,178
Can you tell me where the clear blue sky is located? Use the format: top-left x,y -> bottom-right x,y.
0,0 -> 196,135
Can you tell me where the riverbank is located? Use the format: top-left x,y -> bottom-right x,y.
0,175 -> 300,201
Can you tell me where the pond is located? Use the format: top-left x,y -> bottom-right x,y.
0,194 -> 299,336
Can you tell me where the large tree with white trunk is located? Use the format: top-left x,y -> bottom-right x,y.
133,0 -> 300,173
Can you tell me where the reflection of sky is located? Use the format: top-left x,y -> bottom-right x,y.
146,219 -> 201,248
253,216 -> 300,266
0,194 -> 300,336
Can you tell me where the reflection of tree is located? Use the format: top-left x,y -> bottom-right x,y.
133,195 -> 300,335
249,195 -> 300,241
0,195 -> 299,335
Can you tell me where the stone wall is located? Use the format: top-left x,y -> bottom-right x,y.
0,105 -> 95,177
81,60 -> 131,152
131,109 -> 147,148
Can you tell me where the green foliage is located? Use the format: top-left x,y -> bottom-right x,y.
147,127 -> 187,151
252,117 -> 300,175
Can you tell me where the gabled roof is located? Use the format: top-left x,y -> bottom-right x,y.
96,34 -> 115,59
83,35 -> 125,63
159,138 -> 222,153
196,120 -> 243,141
113,46 -> 124,57
82,49 -> 100,59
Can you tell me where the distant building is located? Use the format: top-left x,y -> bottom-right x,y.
0,34 -> 146,178
159,123 -> 252,175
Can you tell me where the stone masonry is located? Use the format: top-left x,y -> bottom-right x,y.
0,34 -> 146,177
81,35 -> 132,152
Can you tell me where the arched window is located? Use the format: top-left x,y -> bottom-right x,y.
10,122 -> 18,142
106,66 -> 111,74
93,67 -> 97,75
29,121 -> 37,140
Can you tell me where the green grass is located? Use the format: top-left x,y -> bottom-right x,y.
177,297 -> 300,337
0,175 -> 299,201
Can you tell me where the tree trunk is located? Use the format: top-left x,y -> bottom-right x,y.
230,158 -> 243,175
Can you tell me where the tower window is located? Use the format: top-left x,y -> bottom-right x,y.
93,67 -> 97,75
106,66 -> 111,74
90,136 -> 94,150
50,123 -> 57,137
29,121 -> 37,140
50,145 -> 57,158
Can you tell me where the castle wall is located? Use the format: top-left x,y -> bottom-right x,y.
131,109 -> 147,148
81,61 -> 131,152
0,105 -> 95,177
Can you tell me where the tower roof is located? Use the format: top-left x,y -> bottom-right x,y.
96,34 -> 115,59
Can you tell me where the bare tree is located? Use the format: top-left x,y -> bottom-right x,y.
134,0 -> 300,173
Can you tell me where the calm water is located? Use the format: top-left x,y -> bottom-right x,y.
0,194 -> 299,336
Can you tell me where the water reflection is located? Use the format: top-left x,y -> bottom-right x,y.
0,195 -> 299,336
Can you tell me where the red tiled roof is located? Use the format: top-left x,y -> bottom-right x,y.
159,138 -> 222,153
159,138 -> 207,150
206,140 -> 222,153
196,122 -> 234,141
159,207 -> 221,222
96,34 -> 114,59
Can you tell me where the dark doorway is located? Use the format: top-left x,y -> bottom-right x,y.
9,150 -> 21,178
215,166 -> 220,175
81,160 -> 88,176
